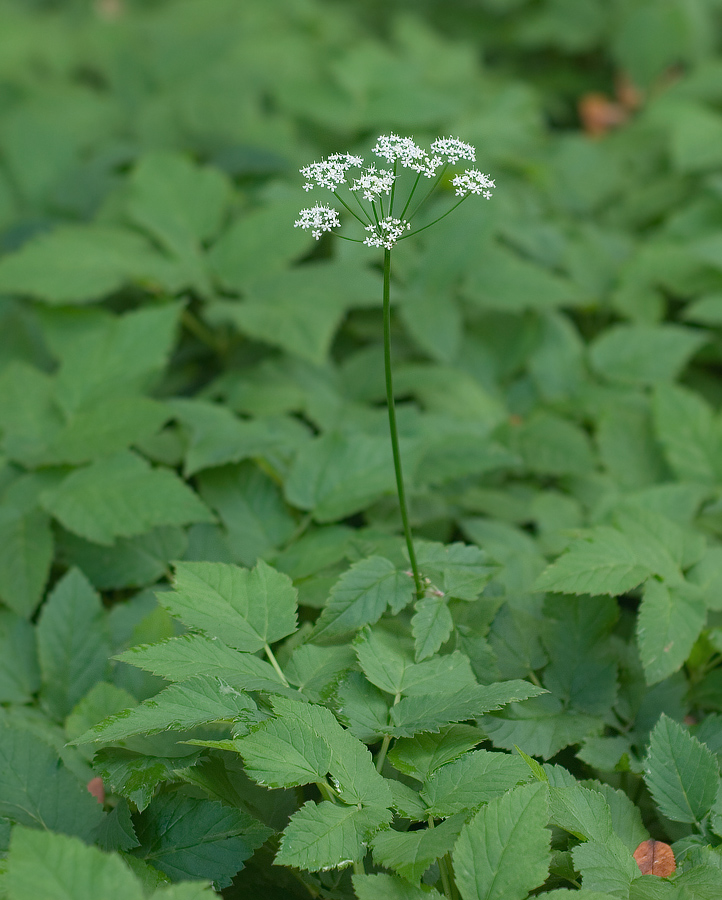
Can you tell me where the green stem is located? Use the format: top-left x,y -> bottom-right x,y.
264,642 -> 290,687
428,818 -> 454,900
402,195 -> 467,240
382,249 -> 423,597
375,734 -> 391,773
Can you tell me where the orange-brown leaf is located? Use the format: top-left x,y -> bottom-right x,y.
633,839 -> 676,877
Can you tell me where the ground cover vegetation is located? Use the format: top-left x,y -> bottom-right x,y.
2,0 -> 722,897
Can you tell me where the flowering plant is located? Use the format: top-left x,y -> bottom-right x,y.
295,135 -> 494,602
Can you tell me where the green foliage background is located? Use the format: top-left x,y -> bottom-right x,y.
2,0 -> 722,897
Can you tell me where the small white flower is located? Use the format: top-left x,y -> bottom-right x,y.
350,166 -> 396,201
363,217 -> 411,249
372,133 -> 426,167
451,169 -> 495,198
431,136 -> 477,164
300,153 -> 362,191
294,204 -> 341,240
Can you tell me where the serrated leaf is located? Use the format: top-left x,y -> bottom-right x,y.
637,579 -> 707,685
94,748 -> 200,812
388,725 -> 485,782
589,324 -> 705,386
164,559 -> 298,652
652,383 -> 722,483
482,695 -> 600,759
132,793 -> 271,888
312,556 -> 414,643
572,835 -> 640,895
411,595 -> 454,661
0,610 -> 40,703
40,452 -> 214,545
415,541 -> 494,600
335,671 -> 391,742
422,750 -> 530,817
453,782 -> 550,900
535,526 -> 653,596
285,432 -> 405,521
644,714 -> 720,824
74,675 -> 256,744
96,799 -> 141,852
352,872 -> 444,900
116,634 -> 288,693
372,814 -> 465,883
284,644 -> 356,702
275,801 -> 391,872
0,505 -> 53,617
269,697 -> 392,808
0,729 -> 103,839
548,785 -> 614,842
389,681 -> 545,738
36,567 -> 111,719
5,826 -> 144,900
237,710 -> 332,789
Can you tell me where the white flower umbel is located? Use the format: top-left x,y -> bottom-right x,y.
294,133 -> 495,621
430,136 -> 476,164
363,217 -> 411,249
294,204 -> 341,240
350,166 -> 396,202
451,168 -> 495,198
301,153 -> 363,191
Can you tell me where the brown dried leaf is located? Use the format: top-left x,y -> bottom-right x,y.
633,839 -> 676,877
578,93 -> 629,137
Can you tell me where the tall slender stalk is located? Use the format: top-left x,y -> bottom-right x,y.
382,248 -> 423,597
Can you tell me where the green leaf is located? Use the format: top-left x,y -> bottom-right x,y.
422,749 -> 530,817
171,399 -> 309,477
209,261 -> 379,366
312,556 -> 414,643
388,725 -> 485,782
389,682 -> 545,738
482,695 -> 600,759
94,749 -> 196,813
40,452 -> 214,545
132,793 -> 271,888
548,784 -> 614,842
237,707 -> 333,789
197,463 -> 296,567
644,714 -> 720,824
637,579 -> 707,685
0,506 -> 53,616
589,324 -> 705,386
371,814 -> 465,883
116,634 -> 287,693
36,567 -> 111,719
50,304 -> 181,412
572,835 -> 640,895
208,196 -> 312,290
414,541 -> 494,601
586,783 -> 648,853
275,800 -> 391,872
516,413 -> 596,477
127,152 -> 232,296
652,383 -> 722,483
453,782 -> 551,900
0,610 -> 39,703
0,225 -> 181,304
73,675 -> 256,744
335,671 -> 391,741
535,526 -> 653,596
59,526 -> 187,591
411,596 -> 453,661
268,697 -> 392,808
285,432 -> 409,522
165,559 -> 298,652
352,872 -> 443,900
96,799 -> 141,852
284,644 -> 356,702
5,826 -> 144,900
0,729 -> 103,839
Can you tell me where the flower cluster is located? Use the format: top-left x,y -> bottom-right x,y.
301,153 -> 363,191
363,217 -> 411,249
350,166 -> 396,202
295,134 -> 494,247
293,204 -> 341,240
451,169 -> 495,199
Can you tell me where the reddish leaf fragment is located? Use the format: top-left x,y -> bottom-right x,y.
87,776 -> 105,805
633,839 -> 676,877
